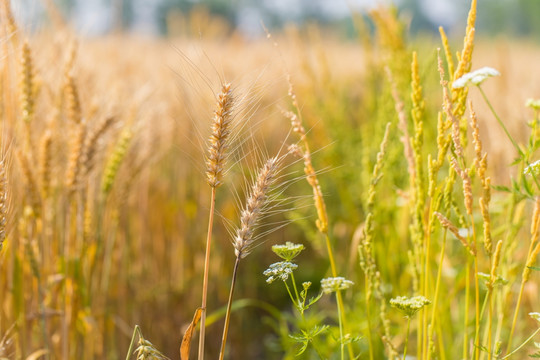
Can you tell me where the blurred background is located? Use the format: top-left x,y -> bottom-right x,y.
11,0 -> 540,39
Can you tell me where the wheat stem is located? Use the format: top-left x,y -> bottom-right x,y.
198,187 -> 216,360
218,256 -> 240,360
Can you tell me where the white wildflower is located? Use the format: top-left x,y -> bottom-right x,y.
263,261 -> 298,283
452,67 -> 501,89
271,242 -> 305,261
530,312 -> 540,323
524,160 -> 540,177
320,277 -> 354,294
526,98 -> 540,110
390,295 -> 431,317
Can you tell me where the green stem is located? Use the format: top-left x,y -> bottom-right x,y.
312,341 -> 326,360
423,198 -> 434,360
470,214 -> 480,360
284,280 -> 297,308
403,317 -> 411,360
427,229 -> 448,360
336,292 -> 345,360
506,280 -> 526,353
219,257 -> 241,360
290,272 -> 301,305
464,259 -> 470,360
478,87 -> 521,156
501,328 -> 540,359
478,86 -> 540,191
365,276 -> 374,360
125,325 -> 141,360
325,234 -> 354,359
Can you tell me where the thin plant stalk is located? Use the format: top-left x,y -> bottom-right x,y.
218,257 -> 240,360
422,198 -> 435,360
477,86 -> 540,191
464,259 -> 470,360
290,272 -> 301,302
487,264 -> 493,360
199,83 -> 233,360
427,229 -> 448,360
126,325 -> 141,360
219,154 -> 284,359
470,216 -> 480,360
403,317 -> 412,360
506,277 -> 528,352
507,199 -> 539,352
335,292 -> 345,360
198,187 -> 216,360
365,275 -> 374,360
324,233 -> 352,359
501,328 -> 540,359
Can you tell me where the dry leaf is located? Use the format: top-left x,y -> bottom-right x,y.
26,349 -> 49,360
180,307 -> 203,360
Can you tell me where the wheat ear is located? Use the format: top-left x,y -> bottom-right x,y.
205,83 -> 233,188
84,116 -> 115,176
219,154 -> 286,360
198,83 -> 234,360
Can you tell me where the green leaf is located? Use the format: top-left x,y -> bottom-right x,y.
306,292 -> 323,309
492,185 -> 511,193
522,175 -> 534,196
511,156 -> 524,166
528,266 -> 540,271
512,178 -> 521,193
474,343 -> 489,353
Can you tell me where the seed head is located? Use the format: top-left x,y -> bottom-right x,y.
271,242 -> 305,261
263,261 -> 298,283
233,156 -> 282,259
135,338 -> 167,360
206,83 -> 234,188
320,277 -> 354,294
390,295 -> 431,317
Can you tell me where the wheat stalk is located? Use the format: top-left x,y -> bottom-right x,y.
0,159 -> 7,251
198,83 -> 234,360
219,152 -> 288,360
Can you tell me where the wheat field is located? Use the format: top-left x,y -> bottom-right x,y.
1,1 -> 540,359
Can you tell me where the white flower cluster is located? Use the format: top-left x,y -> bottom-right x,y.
390,295 -> 431,317
271,242 -> 305,261
524,160 -> 540,176
530,312 -> 540,323
526,98 -> 540,110
263,261 -> 298,283
452,67 -> 500,89
320,277 -> 354,294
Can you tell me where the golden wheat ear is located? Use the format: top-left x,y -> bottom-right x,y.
198,82 -> 235,360
206,83 -> 234,188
